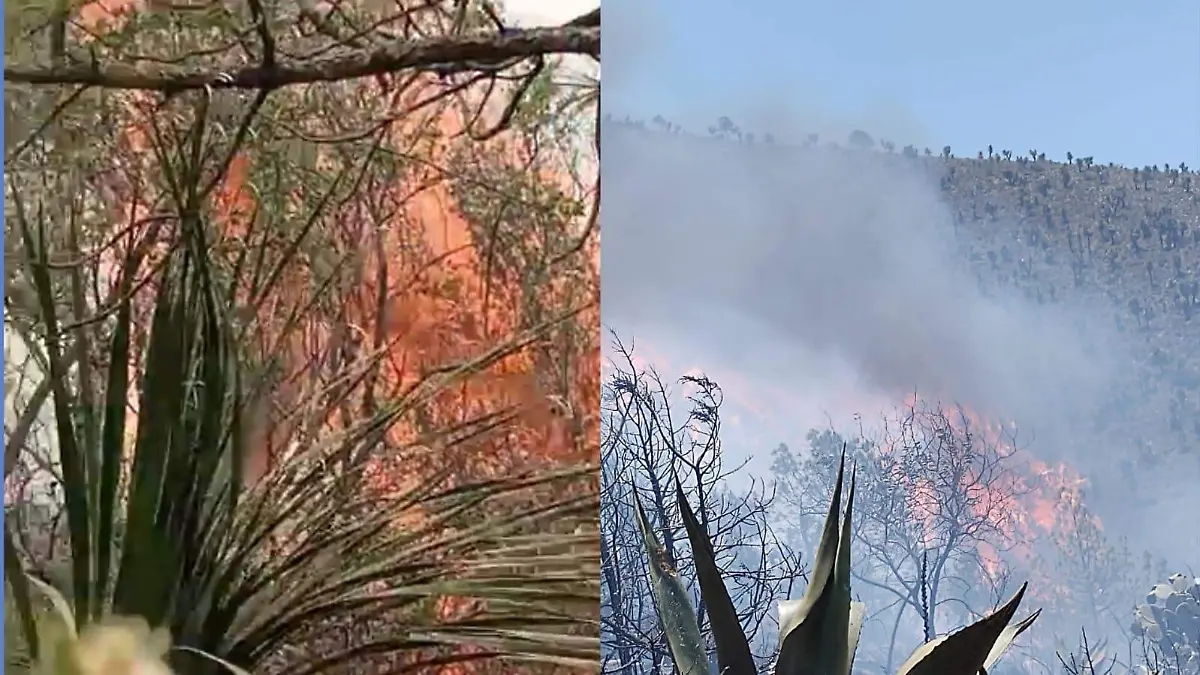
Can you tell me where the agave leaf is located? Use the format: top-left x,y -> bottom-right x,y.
223,462 -> 602,674
844,601 -> 866,675
7,86 -> 605,671
982,608 -> 1042,670
896,582 -> 1030,675
111,247 -> 218,628
776,451 -> 849,675
27,574 -> 78,641
16,199 -> 94,625
63,215 -> 103,622
632,491 -> 708,675
825,466 -> 856,675
94,243 -> 138,621
4,541 -> 81,675
675,483 -> 756,675
895,634 -> 947,674
174,645 -> 255,675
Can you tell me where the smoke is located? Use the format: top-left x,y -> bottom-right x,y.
606,126 -> 1110,440
600,120 -> 1198,567
599,119 -> 1199,670
599,13 -> 1199,675
594,0 -> 666,91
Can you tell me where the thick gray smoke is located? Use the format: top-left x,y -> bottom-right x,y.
605,129 -> 1118,447
599,9 -> 1198,675
600,123 -> 1197,569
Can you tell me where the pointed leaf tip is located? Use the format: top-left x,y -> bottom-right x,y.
631,491 -> 708,675
897,582 -> 1032,675
776,450 -> 857,675
675,485 -> 755,675
983,607 -> 1042,670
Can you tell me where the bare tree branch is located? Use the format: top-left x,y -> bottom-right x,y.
4,23 -> 598,91
600,333 -> 802,674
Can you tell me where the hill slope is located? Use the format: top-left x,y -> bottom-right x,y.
606,115 -> 1200,501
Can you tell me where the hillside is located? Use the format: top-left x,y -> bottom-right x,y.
606,115 -> 1200,482
937,143 -> 1199,467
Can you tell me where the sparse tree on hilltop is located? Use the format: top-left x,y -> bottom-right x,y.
849,129 -> 875,149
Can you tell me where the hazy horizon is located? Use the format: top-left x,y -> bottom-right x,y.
604,0 -> 1200,170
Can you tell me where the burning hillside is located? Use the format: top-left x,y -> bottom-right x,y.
895,396 -> 1109,603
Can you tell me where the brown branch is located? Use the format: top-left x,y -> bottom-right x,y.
4,24 -> 598,92
565,8 -> 601,28
5,377 -> 54,479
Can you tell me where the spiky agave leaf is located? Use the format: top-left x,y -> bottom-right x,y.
895,582 -> 1036,675
675,483 -> 756,675
826,465 -> 857,675
155,334 -> 602,673
632,491 -> 708,675
195,313 -> 601,671
775,450 -> 857,675
846,601 -> 867,675
25,576 -> 77,642
982,608 -> 1042,671
11,185 -> 101,628
11,191 -> 265,664
6,526 -> 44,664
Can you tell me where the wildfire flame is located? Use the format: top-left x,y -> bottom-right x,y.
615,338 -> 1102,612
79,0 -> 598,473
897,393 -> 1099,606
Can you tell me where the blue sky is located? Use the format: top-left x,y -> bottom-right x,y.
604,0 -> 1200,168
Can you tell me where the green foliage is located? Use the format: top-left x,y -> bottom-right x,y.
6,4 -> 601,672
631,451 -> 1041,675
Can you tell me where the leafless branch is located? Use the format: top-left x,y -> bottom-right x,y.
4,24 -> 598,92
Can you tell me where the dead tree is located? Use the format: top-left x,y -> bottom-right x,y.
601,333 -> 803,675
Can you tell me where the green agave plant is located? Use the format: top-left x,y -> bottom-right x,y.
632,453 -> 1041,675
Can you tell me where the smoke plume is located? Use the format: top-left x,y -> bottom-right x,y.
601,121 -> 1194,568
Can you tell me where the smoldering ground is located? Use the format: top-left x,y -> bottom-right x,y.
600,121 -> 1197,572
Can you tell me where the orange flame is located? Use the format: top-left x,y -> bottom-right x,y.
901,396 -> 1098,606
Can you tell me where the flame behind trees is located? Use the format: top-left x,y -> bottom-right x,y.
5,0 -> 599,490
770,404 -> 1028,671
771,399 -> 1165,673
